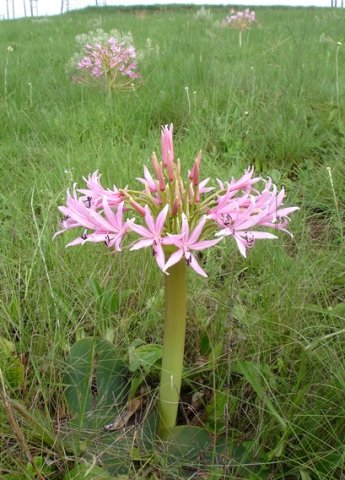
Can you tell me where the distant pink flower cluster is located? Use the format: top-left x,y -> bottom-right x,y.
222,9 -> 256,30
56,125 -> 298,277
72,36 -> 140,89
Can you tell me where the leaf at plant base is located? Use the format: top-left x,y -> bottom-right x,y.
64,463 -> 119,479
100,435 -> 133,476
137,407 -> 159,449
129,374 -> 145,398
63,337 -> 128,427
128,341 -> 162,373
164,426 -> 211,462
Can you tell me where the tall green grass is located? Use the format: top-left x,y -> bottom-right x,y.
0,5 -> 344,479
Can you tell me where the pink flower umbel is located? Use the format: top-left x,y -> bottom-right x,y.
222,8 -> 256,31
56,124 -> 298,274
221,8 -> 257,48
55,124 -> 298,438
69,30 -> 141,91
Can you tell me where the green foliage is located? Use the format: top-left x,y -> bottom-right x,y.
64,463 -> 121,479
163,425 -> 211,461
90,278 -> 134,317
128,339 -> 162,397
26,455 -> 57,478
232,360 -> 287,432
0,336 -> 24,389
0,4 -> 344,479
64,337 -> 128,427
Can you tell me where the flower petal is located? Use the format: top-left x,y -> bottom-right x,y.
130,238 -> 154,251
191,238 -> 222,251
189,216 -> 207,245
164,249 -> 184,273
189,254 -> 208,277
155,204 -> 169,235
154,244 -> 166,271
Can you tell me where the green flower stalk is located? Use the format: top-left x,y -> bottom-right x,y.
159,259 -> 187,438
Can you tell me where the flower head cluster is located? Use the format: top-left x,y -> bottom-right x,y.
67,29 -> 140,90
55,125 -> 298,277
222,9 -> 256,30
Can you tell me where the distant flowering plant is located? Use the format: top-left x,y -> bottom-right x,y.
222,8 -> 256,30
67,28 -> 140,91
222,9 -> 256,47
56,125 -> 298,436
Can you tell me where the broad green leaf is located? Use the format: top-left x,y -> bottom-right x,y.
164,426 -> 211,462
63,337 -> 128,427
128,342 -> 162,373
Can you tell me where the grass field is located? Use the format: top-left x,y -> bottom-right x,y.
0,4 -> 344,479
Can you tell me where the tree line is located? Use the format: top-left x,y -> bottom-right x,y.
4,1 -> 105,19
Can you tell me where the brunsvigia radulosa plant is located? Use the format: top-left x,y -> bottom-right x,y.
67,29 -> 140,93
222,9 -> 256,48
55,125 -> 298,438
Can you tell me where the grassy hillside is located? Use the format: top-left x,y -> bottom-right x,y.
0,5 -> 344,479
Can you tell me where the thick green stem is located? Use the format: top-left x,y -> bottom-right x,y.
159,260 -> 187,438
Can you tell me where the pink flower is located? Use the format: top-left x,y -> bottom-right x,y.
214,199 -> 278,257
78,171 -> 123,208
66,199 -> 131,251
130,205 -> 169,270
55,186 -> 132,250
228,166 -> 260,192
55,187 -> 98,237
199,178 -> 214,195
161,124 -> 174,167
136,166 -> 157,193
189,151 -> 202,187
161,124 -> 174,181
163,215 -> 221,277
